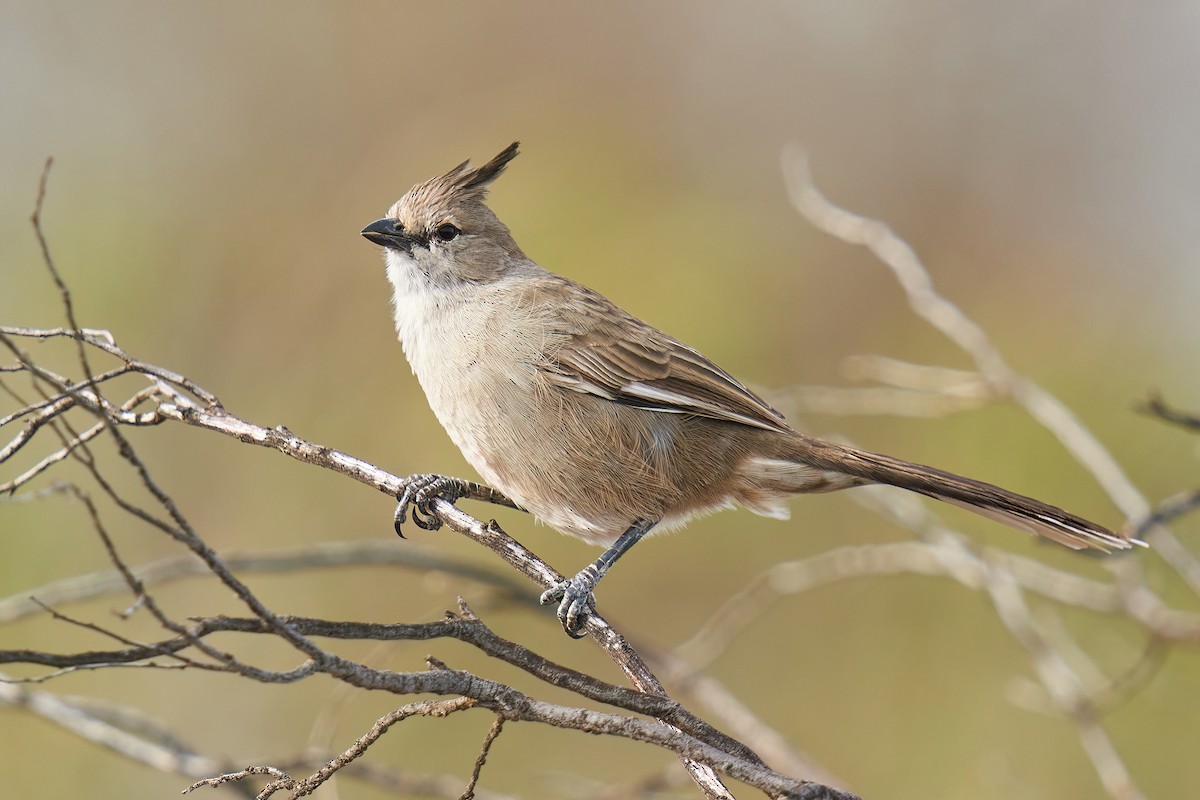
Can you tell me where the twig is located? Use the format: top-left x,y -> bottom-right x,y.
982,568 -> 1144,800
0,539 -> 531,626
1138,392 -> 1200,432
1,609 -> 773,765
781,356 -> 990,418
461,715 -> 506,800
0,672 -> 241,786
1131,489 -> 1200,540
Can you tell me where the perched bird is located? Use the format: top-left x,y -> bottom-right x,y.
362,142 -> 1134,637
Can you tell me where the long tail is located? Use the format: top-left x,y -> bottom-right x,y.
795,438 -> 1135,552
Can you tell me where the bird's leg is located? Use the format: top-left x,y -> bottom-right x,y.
540,518 -> 657,637
394,474 -> 519,536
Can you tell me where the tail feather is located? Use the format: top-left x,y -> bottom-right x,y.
797,439 -> 1136,552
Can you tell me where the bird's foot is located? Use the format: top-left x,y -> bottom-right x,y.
394,474 -> 471,536
540,565 -> 602,638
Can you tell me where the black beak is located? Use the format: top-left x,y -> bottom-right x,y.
361,218 -> 414,253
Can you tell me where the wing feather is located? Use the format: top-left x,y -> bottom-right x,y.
541,284 -> 791,434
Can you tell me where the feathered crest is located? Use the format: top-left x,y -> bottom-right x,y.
394,142 -> 520,221
441,141 -> 520,198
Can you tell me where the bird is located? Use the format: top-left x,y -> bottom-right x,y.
361,142 -> 1135,637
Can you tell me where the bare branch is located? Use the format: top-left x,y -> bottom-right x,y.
0,539 -> 531,626
781,355 -> 990,418
1138,392 -> 1200,432
178,662 -> 851,800
0,672 -> 238,785
1,609 -> 774,767
1131,489 -> 1200,540
461,715 -> 506,800
782,145 -> 1151,524
252,697 -> 479,799
982,569 -> 1144,800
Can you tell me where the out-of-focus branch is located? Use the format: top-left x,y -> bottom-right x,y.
0,539 -> 532,626
0,672 -> 519,800
780,356 -> 990,418
1139,392 -> 1200,432
0,673 -> 246,792
1131,392 -> 1200,539
182,684 -> 847,800
1131,489 -> 1200,540
782,145 -> 1151,524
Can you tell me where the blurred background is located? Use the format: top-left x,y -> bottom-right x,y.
2,2 -> 1198,798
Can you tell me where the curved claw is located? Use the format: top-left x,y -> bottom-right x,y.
540,573 -> 598,638
410,502 -> 444,531
394,474 -> 467,537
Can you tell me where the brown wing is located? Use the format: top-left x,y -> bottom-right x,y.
541,283 -> 792,434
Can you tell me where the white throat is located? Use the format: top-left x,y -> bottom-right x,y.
383,249 -> 477,371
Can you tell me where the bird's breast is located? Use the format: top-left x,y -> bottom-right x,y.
391,278 -> 556,479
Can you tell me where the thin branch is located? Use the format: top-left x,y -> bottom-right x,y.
982,569 -> 1144,800
460,715 -> 505,800
1138,392 -> 1200,432
265,752 -> 521,800
1131,489 -> 1200,539
280,697 -> 479,799
29,160 -> 106,440
781,356 -> 990,418
1,609 -> 771,766
0,539 -> 531,626
0,324 -> 219,406
181,666 -> 854,800
1,385 -> 158,493
0,671 -> 245,790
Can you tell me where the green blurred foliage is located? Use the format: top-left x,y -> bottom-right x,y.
2,2 -> 1198,798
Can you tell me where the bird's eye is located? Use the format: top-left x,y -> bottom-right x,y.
434,223 -> 461,242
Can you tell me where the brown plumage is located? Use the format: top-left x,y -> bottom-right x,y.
363,143 -> 1136,635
